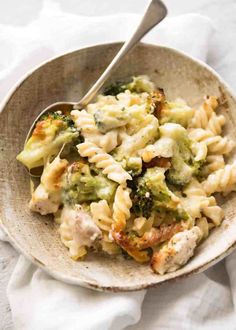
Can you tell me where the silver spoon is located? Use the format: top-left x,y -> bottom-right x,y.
26,0 -> 167,176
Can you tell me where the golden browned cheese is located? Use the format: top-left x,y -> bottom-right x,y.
135,223 -> 184,250
32,121 -> 47,140
32,118 -> 64,141
112,223 -> 183,263
41,156 -> 68,193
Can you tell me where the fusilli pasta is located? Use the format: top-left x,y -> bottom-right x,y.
191,96 -> 220,130
112,185 -> 132,231
202,163 -> 236,195
188,128 -> 235,155
90,200 -> 113,232
206,112 -> 226,135
196,217 -> 209,240
71,109 -> 118,152
183,179 -> 224,226
77,141 -> 131,184
201,155 -> 225,176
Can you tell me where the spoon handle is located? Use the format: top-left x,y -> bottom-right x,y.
75,0 -> 167,109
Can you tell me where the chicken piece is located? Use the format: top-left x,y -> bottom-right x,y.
29,184 -> 60,215
59,205 -> 102,255
29,155 -> 68,215
151,226 -> 201,275
112,223 -> 183,263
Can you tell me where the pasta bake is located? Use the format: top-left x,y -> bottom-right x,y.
16,76 -> 236,274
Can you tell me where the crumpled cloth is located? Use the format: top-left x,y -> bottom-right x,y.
1,1 -> 236,329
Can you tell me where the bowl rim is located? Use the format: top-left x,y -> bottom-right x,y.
1,41 -> 236,292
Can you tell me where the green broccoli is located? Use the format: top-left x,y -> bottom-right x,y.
16,111 -> 80,169
130,167 -> 180,218
131,185 -> 154,218
167,156 -> 194,186
159,123 -> 203,186
103,81 -> 127,96
63,161 -> 117,205
103,75 -> 155,96
125,75 -> 155,93
154,206 -> 189,225
93,107 -> 129,133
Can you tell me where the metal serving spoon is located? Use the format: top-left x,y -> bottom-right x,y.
26,0 -> 167,176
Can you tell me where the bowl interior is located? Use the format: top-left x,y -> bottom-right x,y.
1,43 -> 236,291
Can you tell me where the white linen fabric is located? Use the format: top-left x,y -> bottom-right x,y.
1,1 -> 236,329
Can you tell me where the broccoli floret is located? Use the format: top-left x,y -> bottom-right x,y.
159,123 -> 191,161
160,101 -> 194,127
126,75 -> 155,93
103,75 -> 155,96
159,123 -> 201,186
103,81 -> 127,96
63,162 -> 117,205
40,111 -> 74,127
141,167 -> 178,207
167,156 -> 194,186
131,186 -> 154,218
93,107 -> 129,133
130,167 -> 179,218
154,206 -> 189,224
17,111 -> 79,169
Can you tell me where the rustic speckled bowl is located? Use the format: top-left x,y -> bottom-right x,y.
1,42 -> 236,292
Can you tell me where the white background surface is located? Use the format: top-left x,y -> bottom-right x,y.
1,0 -> 236,329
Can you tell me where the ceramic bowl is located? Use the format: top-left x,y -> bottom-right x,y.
1,42 -> 236,292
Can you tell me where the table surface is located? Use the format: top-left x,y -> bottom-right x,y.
1,0 -> 236,329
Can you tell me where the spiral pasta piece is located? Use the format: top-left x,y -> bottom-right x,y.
90,200 -> 113,232
77,142 -> 131,184
183,178 -> 206,197
188,128 -> 235,155
206,112 -> 226,135
191,141 -> 208,162
202,196 -> 224,226
195,217 -> 209,240
201,155 -> 225,176
113,185 -> 132,231
71,110 -> 118,152
190,96 -> 227,135
182,179 -> 224,226
202,163 -> 236,195
191,96 -> 217,127
71,109 -> 99,135
191,96 -> 218,128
